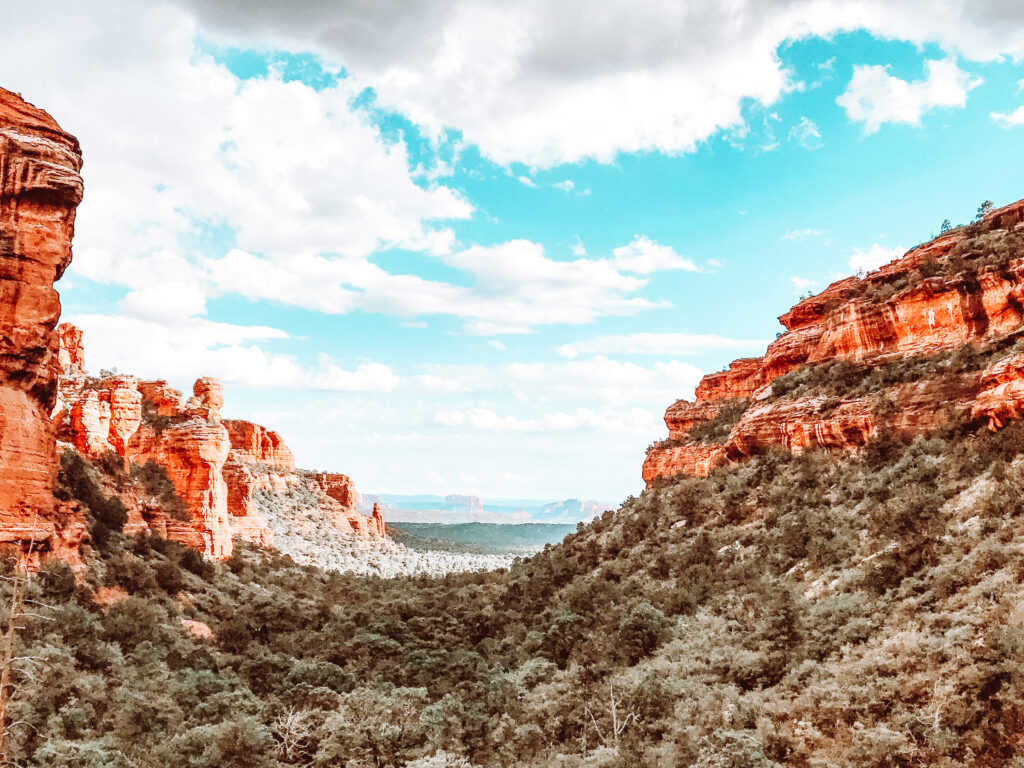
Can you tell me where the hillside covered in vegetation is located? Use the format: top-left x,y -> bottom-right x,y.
6,397 -> 1024,766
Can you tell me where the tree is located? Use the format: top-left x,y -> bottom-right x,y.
0,521 -> 52,762
977,200 -> 995,221
940,218 -> 952,233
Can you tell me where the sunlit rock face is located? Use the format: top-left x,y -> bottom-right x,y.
224,420 -> 296,471
56,322 -> 84,374
0,87 -> 85,561
971,353 -> 1024,431
66,376 -> 142,458
128,378 -> 234,559
644,200 -> 1024,485
311,472 -> 384,537
312,472 -> 358,510
642,443 -> 727,486
54,325 -> 388,557
56,351 -> 237,559
222,420 -> 298,548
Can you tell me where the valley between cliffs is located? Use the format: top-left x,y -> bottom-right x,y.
6,87 -> 1024,768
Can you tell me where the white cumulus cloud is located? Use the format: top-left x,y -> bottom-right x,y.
172,0 -> 1024,168
849,244 -> 906,273
991,106 -> 1024,127
837,58 -> 982,135
609,236 -> 699,274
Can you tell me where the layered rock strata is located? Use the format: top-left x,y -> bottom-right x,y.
0,88 -> 85,561
128,378 -> 235,558
645,200 -> 1024,485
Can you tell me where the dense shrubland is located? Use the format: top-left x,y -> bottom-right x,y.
6,410 -> 1024,765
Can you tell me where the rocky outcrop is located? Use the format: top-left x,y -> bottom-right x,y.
67,376 -> 142,458
642,443 -> 728,486
644,199 -> 1024,485
138,380 -> 182,417
219,419 -> 303,546
130,379 -> 234,558
54,326 -> 387,555
665,399 -> 723,440
372,502 -> 385,537
56,322 -> 84,374
224,420 -> 295,471
309,472 -> 386,537
971,353 -> 1024,430
314,472 -> 359,510
0,88 -> 84,560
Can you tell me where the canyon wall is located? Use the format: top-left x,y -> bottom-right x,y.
0,88 -> 87,563
644,200 -> 1024,486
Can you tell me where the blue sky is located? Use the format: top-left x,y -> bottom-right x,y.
5,1 -> 1024,502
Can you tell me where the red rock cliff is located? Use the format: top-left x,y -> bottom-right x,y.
0,88 -> 86,561
224,420 -> 295,471
314,472 -> 359,510
129,378 -> 234,558
644,199 -> 1024,486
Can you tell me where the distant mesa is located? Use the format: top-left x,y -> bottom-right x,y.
445,494 -> 484,513
534,498 -> 614,524
372,493 -> 612,524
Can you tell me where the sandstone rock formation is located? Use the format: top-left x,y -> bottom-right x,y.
314,472 -> 359,510
224,420 -> 295,471
222,420 -> 298,547
0,87 -> 84,560
138,379 -> 182,417
56,322 -> 84,373
971,353 -> 1024,430
309,472 -> 386,537
67,376 -> 142,458
130,378 -> 234,558
54,325 -> 385,557
644,200 -> 1024,485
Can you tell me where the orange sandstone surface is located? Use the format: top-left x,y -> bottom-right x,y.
644,200 -> 1024,486
0,88 -> 87,564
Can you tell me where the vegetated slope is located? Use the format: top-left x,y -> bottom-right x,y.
388,522 -> 578,554
10,395 -> 1024,767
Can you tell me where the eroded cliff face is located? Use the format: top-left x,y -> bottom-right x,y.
132,379 -> 234,558
224,420 -> 295,471
0,88 -> 86,563
55,325 -> 385,557
221,420 -> 300,548
644,200 -> 1024,486
310,472 -> 386,537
